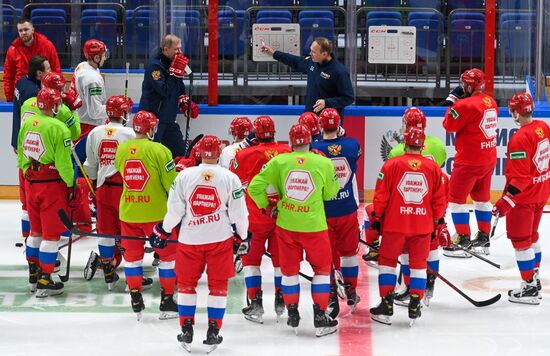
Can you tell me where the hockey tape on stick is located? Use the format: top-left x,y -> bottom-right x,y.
359,239 -> 501,307
71,149 -> 96,196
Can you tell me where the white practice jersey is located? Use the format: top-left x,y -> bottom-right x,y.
83,122 -> 136,187
219,142 -> 242,169
70,61 -> 108,126
162,163 -> 248,245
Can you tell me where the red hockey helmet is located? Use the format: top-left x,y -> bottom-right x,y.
289,123 -> 312,146
253,115 -> 276,139
106,95 -> 134,119
229,116 -> 253,140
41,72 -> 65,92
402,107 -> 426,129
319,108 -> 341,131
509,92 -> 534,116
83,39 -> 108,60
132,110 -> 158,134
298,112 -> 321,136
403,126 -> 425,147
460,68 -> 485,94
199,135 -> 222,159
36,88 -> 62,111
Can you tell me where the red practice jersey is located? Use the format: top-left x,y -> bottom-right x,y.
373,153 -> 447,235
505,120 -> 550,204
231,142 -> 292,225
443,93 -> 499,166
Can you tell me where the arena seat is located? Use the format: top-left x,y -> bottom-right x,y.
1,9 -> 17,53
81,16 -> 118,52
173,16 -> 201,57
126,9 -> 158,57
31,16 -> 68,53
256,17 -> 292,24
258,0 -> 295,6
298,0 -> 335,6
497,0 -> 536,10
30,9 -> 67,21
408,11 -> 444,60
257,10 -> 292,21
500,18 -> 536,60
299,10 -> 334,21
363,0 -> 401,7
299,18 -> 335,55
407,0 -> 442,10
449,14 -> 485,59
447,0 -> 484,11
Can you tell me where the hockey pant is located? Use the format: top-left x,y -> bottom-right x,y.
96,183 -> 123,261
400,236 -> 439,286
327,212 -> 359,290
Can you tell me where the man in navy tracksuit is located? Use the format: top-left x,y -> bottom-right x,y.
11,55 -> 51,150
261,37 -> 354,119
138,34 -> 188,157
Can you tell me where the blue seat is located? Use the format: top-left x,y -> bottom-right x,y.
30,9 -> 67,20
367,17 -> 402,27
170,10 -> 201,19
447,0 -> 484,11
408,13 -> 444,60
256,17 -> 292,24
500,12 -> 535,24
126,11 -> 158,57
407,0 -> 442,10
1,9 -> 17,53
299,0 -> 335,5
259,0 -> 295,5
81,9 -> 118,20
498,0 -> 536,9
500,19 -> 536,60
450,12 -> 485,22
299,18 -> 335,55
257,10 -> 292,21
450,17 -> 485,58
31,16 -> 68,52
10,0 -> 26,9
367,10 -> 402,21
219,14 -> 245,57
125,0 -> 154,9
299,10 -> 334,21
363,0 -> 401,7
172,16 -> 201,57
81,16 -> 117,52
219,0 -> 253,11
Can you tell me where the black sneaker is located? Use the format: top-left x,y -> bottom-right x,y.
408,293 -> 422,326
326,284 -> 340,319
177,318 -> 193,353
274,289 -> 285,320
28,261 -> 40,293
242,290 -> 264,324
36,273 -> 64,298
370,294 -> 393,325
130,288 -> 145,321
203,320 -> 223,354
159,288 -> 178,320
313,303 -> 338,337
287,303 -> 300,333
101,259 -> 119,291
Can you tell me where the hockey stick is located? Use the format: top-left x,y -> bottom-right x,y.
183,66 -> 194,156
71,149 -> 96,196
451,244 -> 501,269
58,209 -> 74,282
185,133 -> 204,158
124,62 -> 130,98
359,239 -> 501,307
489,212 -> 499,240
58,209 -> 178,243
264,252 -> 313,282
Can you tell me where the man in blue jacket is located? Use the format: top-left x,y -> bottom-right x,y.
261,37 -> 354,119
139,34 -> 190,157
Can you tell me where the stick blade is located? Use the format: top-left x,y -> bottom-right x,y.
474,293 -> 502,307
185,133 -> 204,158
57,209 -> 74,232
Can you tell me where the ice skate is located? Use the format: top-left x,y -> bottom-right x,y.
287,303 -> 300,335
313,303 -> 338,337
508,280 -> 540,305
130,288 -> 145,321
36,273 -> 64,298
345,284 -> 361,313
424,272 -> 436,306
203,320 -> 223,354
370,294 -> 393,325
534,268 -> 542,300
152,251 -> 160,267
326,284 -> 340,319
443,234 -> 472,258
334,270 -> 346,299
159,288 -> 178,320
234,255 -> 243,273
393,286 -> 410,307
408,293 -> 422,326
274,290 -> 285,321
28,261 -> 40,293
101,259 -> 119,291
362,245 -> 379,268
177,318 -> 193,353
242,290 -> 264,324
84,251 -> 100,280
471,231 -> 490,255
125,276 -> 153,292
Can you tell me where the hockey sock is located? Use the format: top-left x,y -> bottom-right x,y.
400,253 -> 410,286
207,287 -> 227,329
282,274 -> 300,306
449,203 -> 471,236
533,242 -> 542,269
39,240 -> 59,274
124,260 -> 143,292
427,249 -> 439,273
378,265 -> 397,297
409,268 -> 427,299
474,201 -> 492,234
98,237 -> 116,260
25,235 -> 41,263
21,210 -> 30,238
243,265 -> 262,299
515,248 -> 535,281
311,274 -> 331,310
340,256 -> 359,289
274,267 -> 282,295
158,260 -> 176,295
177,289 -> 197,326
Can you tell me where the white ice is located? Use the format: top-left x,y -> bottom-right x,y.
0,200 -> 549,356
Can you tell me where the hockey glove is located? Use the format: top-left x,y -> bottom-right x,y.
178,95 -> 200,118
443,86 -> 465,106
61,91 -> 83,111
434,218 -> 452,248
236,232 -> 252,256
370,212 -> 382,233
240,132 -> 259,149
68,184 -> 81,210
149,223 -> 171,249
492,193 -> 515,217
169,54 -> 190,78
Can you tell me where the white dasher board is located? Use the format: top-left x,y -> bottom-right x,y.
253,23 -> 300,62
368,26 -> 416,64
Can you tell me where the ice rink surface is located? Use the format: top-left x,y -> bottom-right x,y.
0,200 -> 549,356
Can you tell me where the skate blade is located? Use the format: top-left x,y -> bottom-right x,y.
315,326 -> 338,337
370,314 -> 392,325
243,314 -> 264,324
366,261 -> 379,269
30,284 -> 37,293
135,312 -> 143,322
159,311 -> 179,320
442,251 -> 472,259
293,327 -> 299,336
35,289 -> 63,298
471,247 -> 490,255
180,342 -> 191,353
409,318 -> 417,327
393,299 -> 410,307
508,297 -> 540,305
423,297 -> 432,307
206,344 -> 218,354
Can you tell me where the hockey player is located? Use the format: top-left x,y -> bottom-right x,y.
114,110 -> 178,320
311,108 -> 362,317
443,68 -> 498,257
298,112 -> 322,142
231,115 -> 292,323
18,88 -> 74,297
493,93 -> 549,304
248,124 -> 340,337
220,116 -> 252,169
149,135 -> 248,353
83,95 -> 135,290
370,127 -> 449,326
